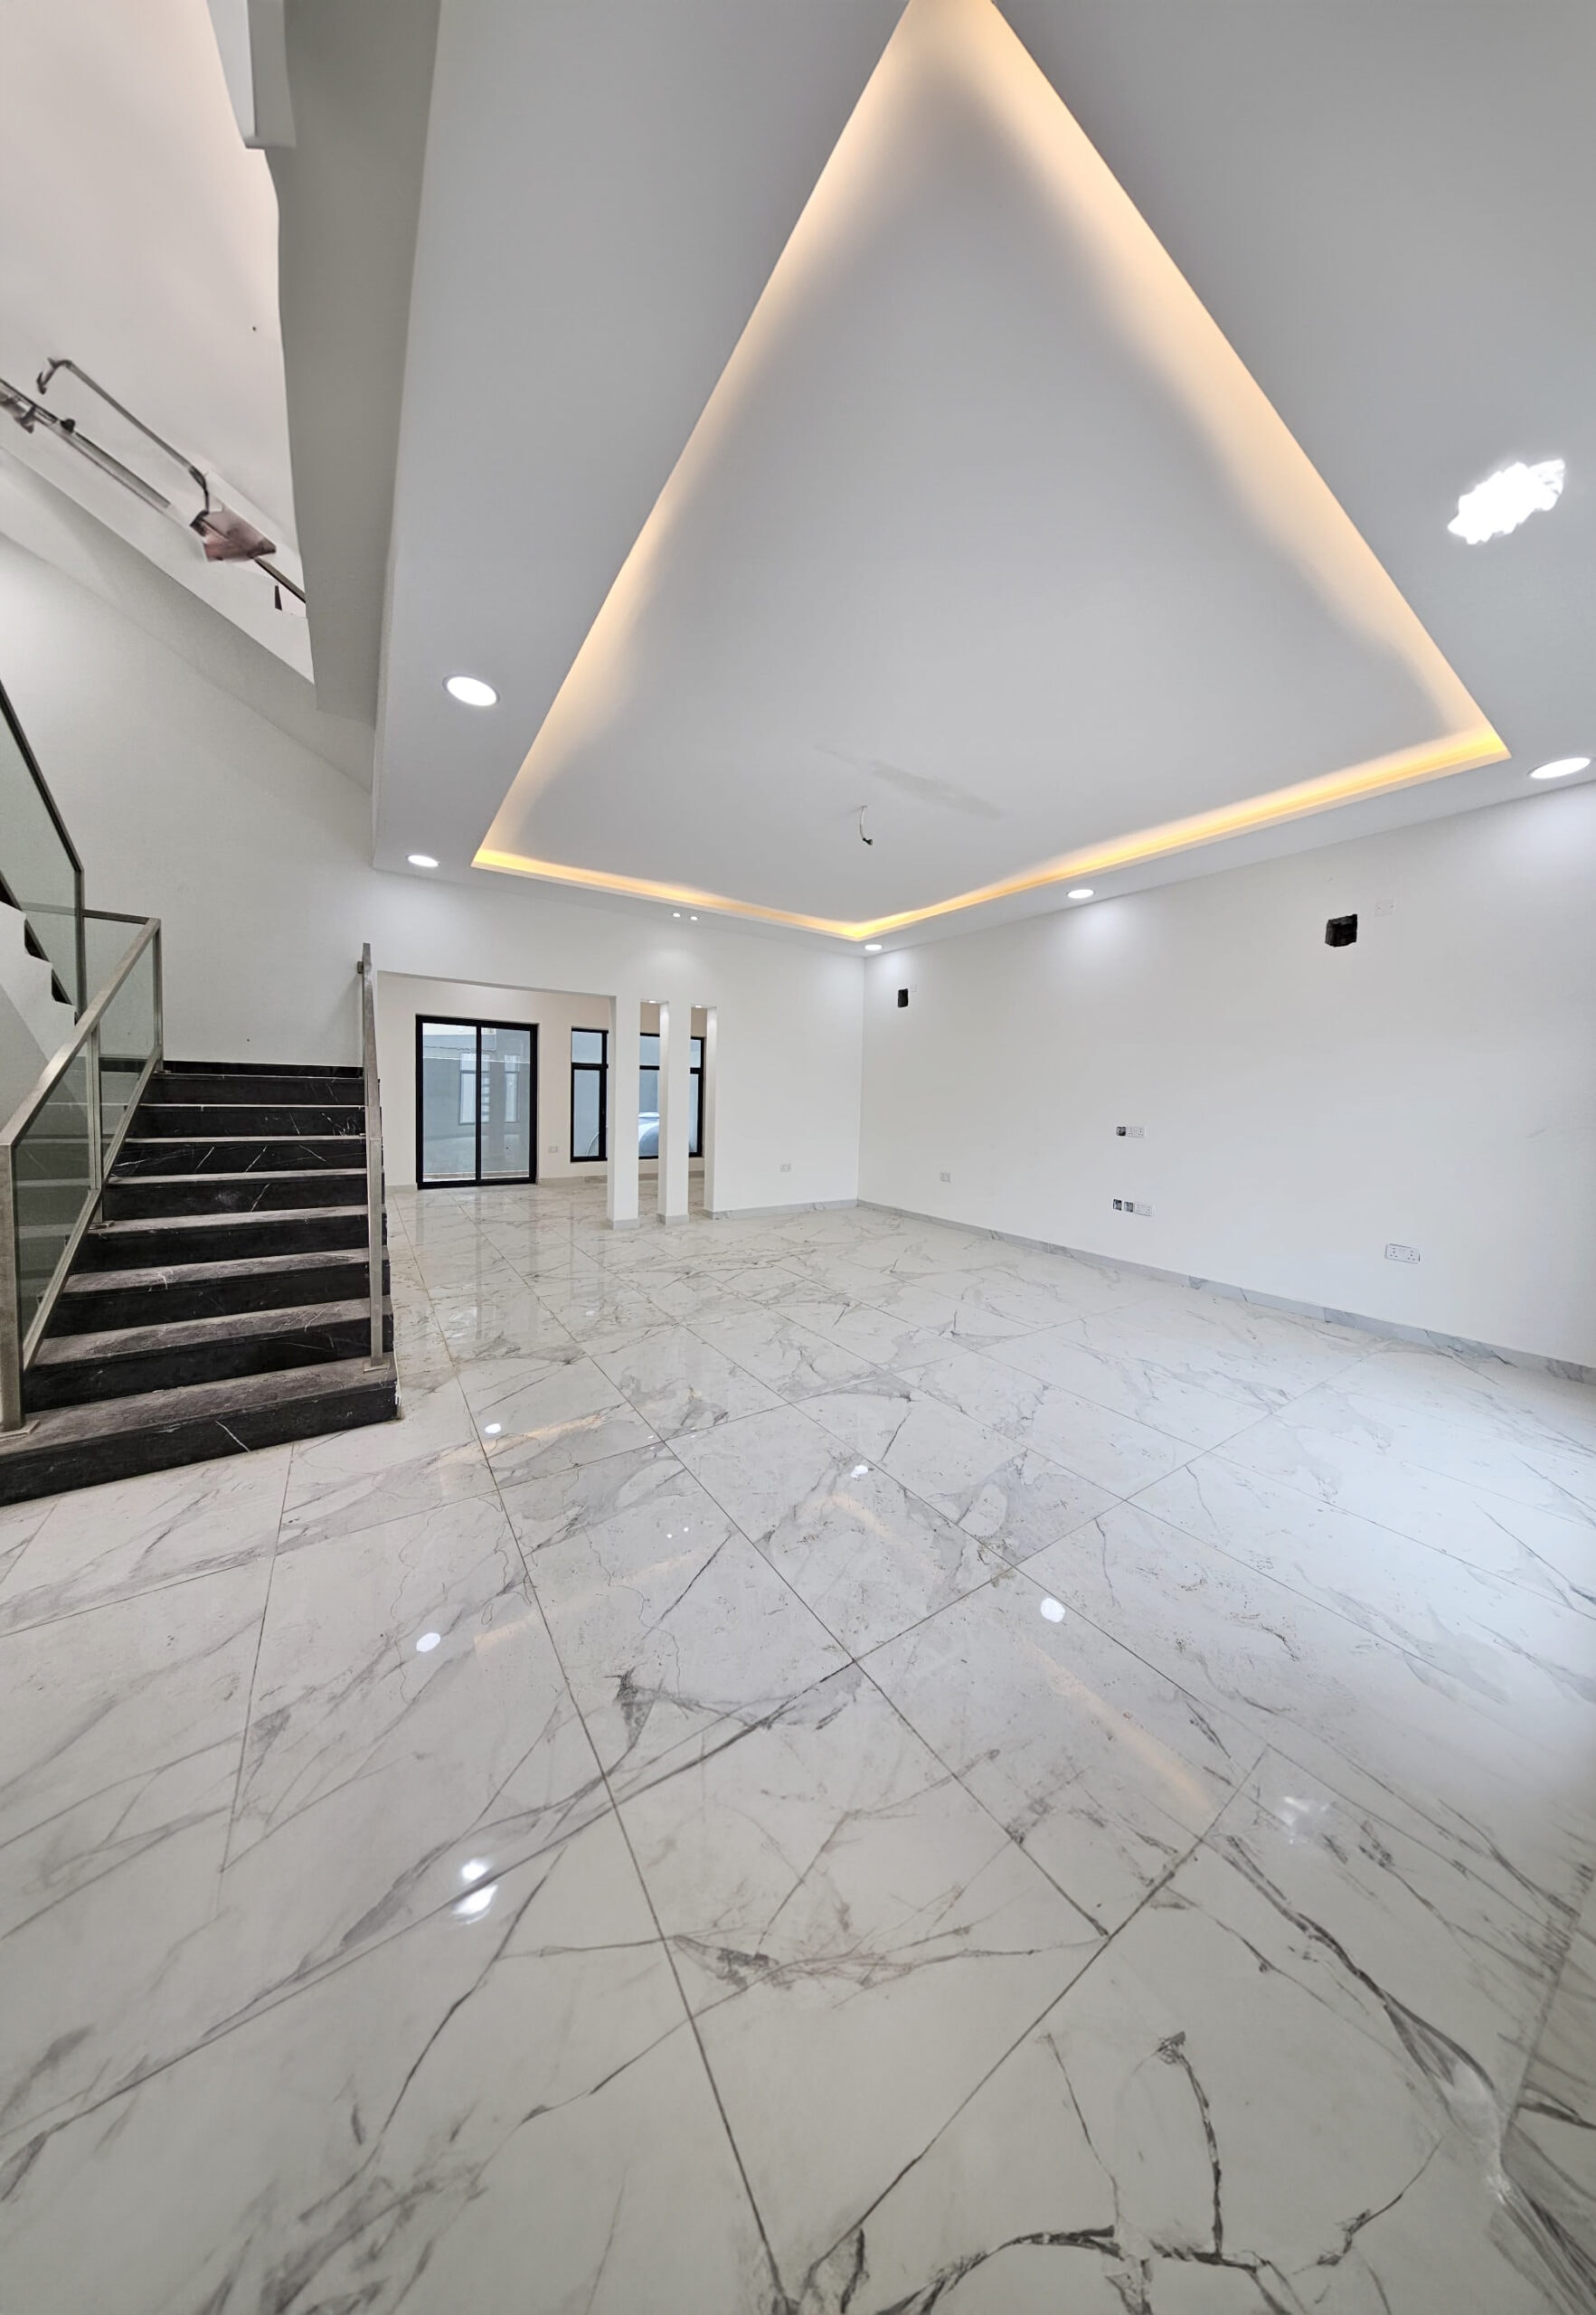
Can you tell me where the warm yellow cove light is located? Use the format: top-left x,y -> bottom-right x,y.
475,723 -> 1505,941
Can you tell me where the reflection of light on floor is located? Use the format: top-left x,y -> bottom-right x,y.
414,1630 -> 441,1653
1039,1596 -> 1067,1623
453,1885 -> 497,1921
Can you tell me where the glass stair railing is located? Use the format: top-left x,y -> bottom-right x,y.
0,678 -> 84,1017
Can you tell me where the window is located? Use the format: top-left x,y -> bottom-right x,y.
636,1029 -> 706,1159
638,1033 -> 659,1157
570,1027 -> 607,1161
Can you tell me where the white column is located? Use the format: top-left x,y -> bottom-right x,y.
656,996 -> 691,1224
606,992 -> 640,1230
700,1006 -> 719,1216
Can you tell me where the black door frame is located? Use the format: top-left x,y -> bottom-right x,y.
415,1014 -> 538,1188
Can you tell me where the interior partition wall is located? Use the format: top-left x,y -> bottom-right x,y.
416,1016 -> 537,1186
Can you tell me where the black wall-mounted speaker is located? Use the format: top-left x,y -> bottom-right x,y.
897,987 -> 910,1008
1325,914 -> 1358,948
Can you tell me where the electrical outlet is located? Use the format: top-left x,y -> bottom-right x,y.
939,1170 -> 951,1183
1374,897 -> 1395,917
1384,1243 -> 1420,1264
1114,1198 -> 1152,1216
779,1162 -> 791,1174
1115,1125 -> 1145,1139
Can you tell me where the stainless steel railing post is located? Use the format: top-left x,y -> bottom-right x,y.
360,946 -> 385,1363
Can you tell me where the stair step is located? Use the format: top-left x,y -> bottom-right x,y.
141,1105 -> 365,1139
55,1247 -> 386,1329
112,1138 -> 365,1177
25,1297 -> 394,1409
0,1356 -> 401,1506
148,1070 -> 364,1106
80,1206 -> 372,1270
102,1168 -> 368,1221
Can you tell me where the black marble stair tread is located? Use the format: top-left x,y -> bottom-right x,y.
109,1164 -> 368,1182
159,1061 -> 361,1078
91,1205 -> 364,1240
32,1297 -> 389,1367
116,1135 -> 364,1148
0,1356 -> 399,1481
61,1247 -> 375,1296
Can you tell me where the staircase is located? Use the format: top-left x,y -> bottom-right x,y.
0,1057 -> 398,1503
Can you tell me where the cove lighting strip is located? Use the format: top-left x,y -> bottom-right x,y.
474,723 -> 1506,943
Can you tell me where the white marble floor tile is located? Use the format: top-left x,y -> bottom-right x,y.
222,1494 -> 606,1984
800,1383 -> 1115,1564
1025,1505 -> 1596,1925
986,1323 -> 1272,1444
588,1322 -> 787,1440
471,1355 -> 659,1481
0,1567 -> 268,2141
791,1827 -> 1582,2313
619,1663 -> 1101,2289
906,1344 -> 1202,1493
0,1447 -> 289,1631
865,1564 -> 1261,1931
1274,1378 -> 1596,1521
1216,1413 -> 1596,1617
0,1814 -> 775,2315
279,1373 -> 494,1546
1136,1455 -> 1596,1750
10,1187 -> 1591,2307
686,1297 -> 880,1400
676,1403 -> 1014,1652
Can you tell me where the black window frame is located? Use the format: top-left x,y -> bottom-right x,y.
570,1026 -> 608,1163
415,1014 -> 538,1188
688,1034 -> 704,1159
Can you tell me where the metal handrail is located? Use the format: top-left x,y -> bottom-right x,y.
0,915 -> 162,1429
358,945 -> 385,1361
0,677 -> 86,1014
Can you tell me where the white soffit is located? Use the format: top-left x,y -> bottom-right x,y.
475,0 -> 1498,940
0,0 -> 307,672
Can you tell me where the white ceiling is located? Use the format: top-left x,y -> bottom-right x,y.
376,0 -> 1596,943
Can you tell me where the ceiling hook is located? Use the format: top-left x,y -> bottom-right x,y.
858,807 -> 874,846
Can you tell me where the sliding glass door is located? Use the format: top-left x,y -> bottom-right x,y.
417,1017 -> 536,1186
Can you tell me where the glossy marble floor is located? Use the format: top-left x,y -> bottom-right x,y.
3,1181 -> 1593,2312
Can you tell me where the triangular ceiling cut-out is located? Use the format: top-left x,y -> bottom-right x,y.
477,0 -> 1500,940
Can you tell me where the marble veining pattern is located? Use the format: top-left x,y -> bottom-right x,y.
1,1180 -> 1591,2311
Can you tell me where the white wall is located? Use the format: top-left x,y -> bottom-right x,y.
0,537 -> 863,1216
862,789 -> 1596,1367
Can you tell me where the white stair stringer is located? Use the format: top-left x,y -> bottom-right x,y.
0,898 -> 75,1124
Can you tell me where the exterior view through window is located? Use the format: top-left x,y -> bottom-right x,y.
571,1024 -> 704,1160
570,1027 -> 607,1161
638,1033 -> 704,1158
417,1017 -> 535,1186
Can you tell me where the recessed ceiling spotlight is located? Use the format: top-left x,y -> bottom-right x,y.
672,911 -> 682,919
864,942 -> 883,953
1068,887 -> 1094,900
689,914 -> 698,922
1448,458 -> 1565,544
444,673 -> 497,707
408,853 -> 439,869
1530,756 -> 1591,781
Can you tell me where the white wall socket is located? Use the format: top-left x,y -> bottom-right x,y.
1384,1243 -> 1420,1264
779,1162 -> 791,1174
939,1170 -> 951,1183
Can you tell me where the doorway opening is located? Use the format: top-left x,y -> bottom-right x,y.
416,1017 -> 537,1186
